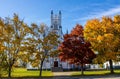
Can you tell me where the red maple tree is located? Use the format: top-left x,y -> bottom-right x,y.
59,24 -> 96,75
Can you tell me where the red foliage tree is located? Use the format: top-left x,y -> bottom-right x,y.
59,24 -> 96,75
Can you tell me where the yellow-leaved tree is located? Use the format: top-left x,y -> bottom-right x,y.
0,19 -> 8,76
0,14 -> 30,78
26,23 -> 60,77
84,16 -> 120,73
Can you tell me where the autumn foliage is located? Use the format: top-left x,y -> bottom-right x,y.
59,24 -> 96,74
84,16 -> 120,73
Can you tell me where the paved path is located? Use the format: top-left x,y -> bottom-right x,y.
53,71 -> 76,76
52,72 -> 120,79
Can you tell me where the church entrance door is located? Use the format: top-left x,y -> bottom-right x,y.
54,61 -> 58,67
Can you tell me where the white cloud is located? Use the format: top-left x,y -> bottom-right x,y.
97,6 -> 120,17
74,6 -> 120,21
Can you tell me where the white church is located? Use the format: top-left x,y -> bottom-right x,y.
27,11 -> 120,71
27,11 -> 81,71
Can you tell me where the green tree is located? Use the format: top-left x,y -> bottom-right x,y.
84,16 -> 120,73
27,23 -> 60,77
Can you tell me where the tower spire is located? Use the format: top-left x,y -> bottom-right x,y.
51,10 -> 53,28
59,10 -> 61,15
59,10 -> 61,28
66,29 -> 68,34
51,10 -> 53,14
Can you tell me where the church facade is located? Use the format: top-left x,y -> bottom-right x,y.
43,11 -> 77,71
41,11 -> 78,71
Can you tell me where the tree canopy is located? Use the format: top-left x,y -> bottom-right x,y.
26,23 -> 60,77
84,15 -> 120,73
59,24 -> 96,75
0,14 -> 30,78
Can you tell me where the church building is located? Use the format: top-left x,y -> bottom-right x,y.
27,11 -> 80,71
42,11 -> 77,71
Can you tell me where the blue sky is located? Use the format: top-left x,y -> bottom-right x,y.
0,0 -> 120,33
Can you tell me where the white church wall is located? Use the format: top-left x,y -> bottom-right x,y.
61,62 -> 69,69
90,64 -> 100,69
42,61 -> 51,69
104,61 -> 120,69
27,62 -> 38,70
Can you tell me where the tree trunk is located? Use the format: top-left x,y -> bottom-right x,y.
81,64 -> 84,75
39,60 -> 44,77
39,50 -> 47,77
109,59 -> 114,74
8,66 -> 12,79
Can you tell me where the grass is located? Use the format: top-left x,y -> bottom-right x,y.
2,68 -> 120,77
71,69 -> 120,76
2,68 -> 53,77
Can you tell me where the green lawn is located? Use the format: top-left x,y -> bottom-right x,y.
2,68 -> 120,77
71,70 -> 120,76
3,68 -> 53,77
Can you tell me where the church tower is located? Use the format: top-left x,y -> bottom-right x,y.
50,10 -> 63,70
50,10 -> 63,37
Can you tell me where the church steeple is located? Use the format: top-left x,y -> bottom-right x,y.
59,10 -> 61,28
50,10 -> 63,37
51,10 -> 53,28
51,10 -> 53,14
51,10 -> 62,30
59,10 -> 61,14
66,29 -> 68,34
